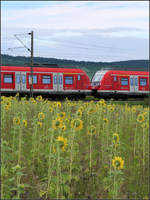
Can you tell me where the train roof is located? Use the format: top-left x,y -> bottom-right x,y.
96,69 -> 149,75
1,66 -> 86,74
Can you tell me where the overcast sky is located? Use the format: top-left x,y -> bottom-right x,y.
1,1 -> 149,62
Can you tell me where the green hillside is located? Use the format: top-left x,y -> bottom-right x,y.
1,54 -> 149,79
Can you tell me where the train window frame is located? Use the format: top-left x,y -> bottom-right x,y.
78,75 -> 81,81
16,74 -> 20,84
113,76 -> 117,81
29,75 -> 37,84
140,78 -> 147,86
121,78 -> 128,86
65,76 -> 73,85
4,74 -> 13,83
42,75 -> 51,84
54,75 -> 57,84
22,74 -> 26,84
59,75 -> 63,85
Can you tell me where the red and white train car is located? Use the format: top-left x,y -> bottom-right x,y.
91,70 -> 149,98
1,66 -> 91,98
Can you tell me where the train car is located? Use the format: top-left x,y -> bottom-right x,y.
1,66 -> 91,98
91,69 -> 149,98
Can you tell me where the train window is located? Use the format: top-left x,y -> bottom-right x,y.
121,78 -> 128,86
29,75 -> 37,84
54,75 -> 57,84
4,74 -> 13,83
59,76 -> 63,85
78,75 -> 81,80
140,78 -> 147,86
16,74 -> 20,84
113,76 -> 117,81
42,75 -> 51,84
22,75 -> 26,84
65,76 -> 73,85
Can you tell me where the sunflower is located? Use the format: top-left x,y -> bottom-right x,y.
61,125 -> 66,131
49,107 -> 53,113
112,156 -> 124,170
52,118 -> 63,129
58,112 -> 66,120
131,106 -> 136,113
113,133 -> 119,143
79,106 -> 84,112
55,102 -> 61,108
6,101 -> 11,107
37,121 -> 43,128
137,114 -> 145,123
88,125 -> 96,135
38,112 -> 45,120
56,136 -> 68,151
103,118 -> 108,123
107,105 -> 114,112
36,95 -> 43,102
141,122 -> 149,129
98,99 -> 106,106
71,119 -> 83,131
22,120 -> 27,127
13,117 -> 20,125
4,105 -> 10,111
76,109 -> 82,117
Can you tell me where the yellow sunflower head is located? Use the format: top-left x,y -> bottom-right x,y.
55,102 -> 61,108
22,120 -> 27,127
56,136 -> 68,151
52,119 -> 63,129
49,107 -> 53,113
110,105 -> 115,112
112,156 -> 124,170
61,125 -> 66,131
5,105 -> 10,111
38,112 -> 45,120
131,106 -> 136,113
137,114 -> 145,123
36,95 -> 43,102
37,121 -> 43,128
87,125 -> 96,135
141,122 -> 149,129
58,112 -> 66,119
13,117 -> 20,125
113,133 -> 119,143
71,119 -> 83,131
6,101 -> 12,107
103,118 -> 109,123
76,109 -> 82,117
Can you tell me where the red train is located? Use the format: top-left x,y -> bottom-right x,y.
1,66 -> 91,99
0,65 -> 149,99
91,69 -> 149,99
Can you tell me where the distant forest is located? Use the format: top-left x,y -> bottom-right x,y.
1,54 -> 149,79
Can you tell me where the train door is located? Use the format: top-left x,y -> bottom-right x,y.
58,73 -> 63,91
53,73 -> 58,91
15,72 -> 26,91
53,73 -> 63,92
130,75 -> 138,92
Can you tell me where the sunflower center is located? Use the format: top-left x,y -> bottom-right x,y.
115,161 -> 121,167
74,120 -> 80,127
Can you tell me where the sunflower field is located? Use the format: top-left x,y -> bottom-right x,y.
1,95 -> 149,199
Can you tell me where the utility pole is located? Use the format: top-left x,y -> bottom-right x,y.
28,31 -> 34,97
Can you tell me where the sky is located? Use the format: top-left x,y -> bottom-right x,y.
1,1 -> 149,62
